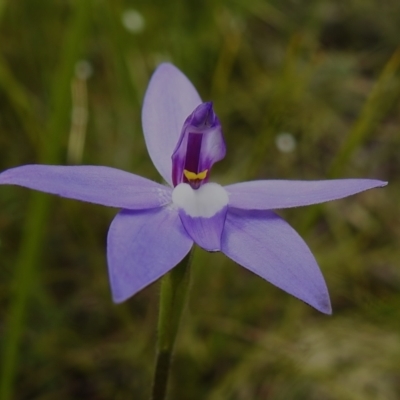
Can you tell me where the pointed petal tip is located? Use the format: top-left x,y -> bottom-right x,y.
110,278 -> 157,304
154,62 -> 178,71
111,294 -> 127,304
290,288 -> 332,315
324,306 -> 333,315
367,179 -> 388,188
312,296 -> 332,315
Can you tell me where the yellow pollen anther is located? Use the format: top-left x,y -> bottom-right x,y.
183,169 -> 208,181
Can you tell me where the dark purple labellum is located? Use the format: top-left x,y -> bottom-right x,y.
171,102 -> 226,189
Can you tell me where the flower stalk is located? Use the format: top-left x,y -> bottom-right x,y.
151,249 -> 194,400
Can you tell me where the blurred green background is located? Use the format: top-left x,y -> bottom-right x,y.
0,0 -> 399,399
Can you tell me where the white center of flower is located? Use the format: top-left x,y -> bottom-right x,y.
172,182 -> 228,218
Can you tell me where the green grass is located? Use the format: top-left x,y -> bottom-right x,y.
0,0 -> 399,399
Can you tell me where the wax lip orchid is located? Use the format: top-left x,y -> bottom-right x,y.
0,63 -> 387,314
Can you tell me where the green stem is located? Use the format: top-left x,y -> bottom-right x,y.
151,249 -> 194,400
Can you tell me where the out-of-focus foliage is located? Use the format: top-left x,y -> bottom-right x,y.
0,0 -> 399,399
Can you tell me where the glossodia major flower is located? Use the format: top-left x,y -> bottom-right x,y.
0,63 -> 387,314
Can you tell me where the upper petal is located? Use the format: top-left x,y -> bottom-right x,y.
0,164 -> 171,209
107,206 -> 193,303
142,63 -> 202,186
221,208 -> 331,314
226,179 -> 387,210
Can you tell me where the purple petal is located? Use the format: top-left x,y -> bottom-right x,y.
107,207 -> 193,303
172,182 -> 229,251
0,164 -> 171,209
221,208 -> 331,313
142,63 -> 202,186
178,207 -> 227,251
226,179 -> 387,210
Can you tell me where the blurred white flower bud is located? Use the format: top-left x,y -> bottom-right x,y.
122,9 -> 145,33
275,132 -> 296,153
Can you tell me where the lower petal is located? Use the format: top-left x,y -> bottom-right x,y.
172,182 -> 228,251
107,206 -> 193,303
221,208 -> 331,314
178,207 -> 227,251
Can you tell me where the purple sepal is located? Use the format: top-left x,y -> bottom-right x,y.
107,207 -> 193,303
0,164 -> 171,209
178,205 -> 227,251
171,102 -> 226,187
221,208 -> 332,314
142,63 -> 202,186
226,179 -> 387,210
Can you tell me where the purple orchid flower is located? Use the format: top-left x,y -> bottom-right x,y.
0,63 -> 386,314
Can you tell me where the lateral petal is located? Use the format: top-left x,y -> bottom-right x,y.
226,179 -> 387,210
0,164 -> 171,209
221,208 -> 331,314
107,207 -> 193,303
142,63 -> 202,186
